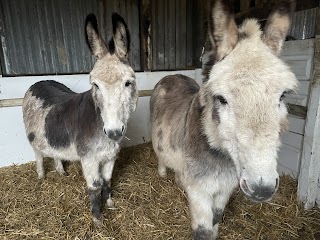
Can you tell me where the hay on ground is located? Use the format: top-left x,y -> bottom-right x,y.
0,143 -> 319,239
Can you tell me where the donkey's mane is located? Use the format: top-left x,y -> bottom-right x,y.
202,19 -> 262,82
238,19 -> 262,40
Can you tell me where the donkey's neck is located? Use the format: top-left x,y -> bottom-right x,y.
77,89 -> 103,136
186,94 -> 221,149
184,93 -> 236,177
185,94 -> 222,152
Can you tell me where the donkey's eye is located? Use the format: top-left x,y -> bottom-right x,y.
280,91 -> 289,101
93,83 -> 99,89
125,80 -> 131,87
215,95 -> 228,105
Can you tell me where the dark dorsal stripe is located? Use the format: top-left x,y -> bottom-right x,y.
30,80 -> 76,108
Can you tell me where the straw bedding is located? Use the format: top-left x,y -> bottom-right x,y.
1,143 -> 320,239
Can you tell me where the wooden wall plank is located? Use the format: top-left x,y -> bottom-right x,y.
281,131 -> 304,149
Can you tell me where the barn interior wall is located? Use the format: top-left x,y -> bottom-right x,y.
0,69 -> 203,167
0,0 -> 208,76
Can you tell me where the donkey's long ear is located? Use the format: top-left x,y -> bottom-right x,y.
208,0 -> 238,62
85,14 -> 108,59
262,0 -> 295,56
111,13 -> 130,59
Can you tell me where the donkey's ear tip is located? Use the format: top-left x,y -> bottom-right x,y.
112,12 -> 125,25
286,0 -> 296,11
275,0 -> 296,15
85,13 -> 98,26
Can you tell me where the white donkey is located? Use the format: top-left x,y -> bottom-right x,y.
150,0 -> 297,239
23,13 -> 138,225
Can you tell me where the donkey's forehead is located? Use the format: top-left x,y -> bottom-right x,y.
90,54 -> 134,84
208,21 -> 297,96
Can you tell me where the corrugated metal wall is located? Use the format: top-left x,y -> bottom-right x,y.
288,8 -> 318,40
0,0 -> 140,76
0,0 -> 209,76
151,0 -> 207,70
0,1 -> 318,76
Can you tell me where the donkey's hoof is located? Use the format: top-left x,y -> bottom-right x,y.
58,170 -> 68,176
158,167 -> 167,178
37,173 -> 45,179
106,198 -> 114,208
92,217 -> 102,226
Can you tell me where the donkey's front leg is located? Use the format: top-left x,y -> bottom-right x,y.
101,160 -> 116,208
187,187 -> 226,240
188,191 -> 215,240
188,187 -> 230,240
81,159 -> 103,225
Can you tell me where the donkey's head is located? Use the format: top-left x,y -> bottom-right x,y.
200,0 -> 297,202
85,13 -> 138,141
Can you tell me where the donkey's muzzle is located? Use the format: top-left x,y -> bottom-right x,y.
240,177 -> 279,202
105,128 -> 123,141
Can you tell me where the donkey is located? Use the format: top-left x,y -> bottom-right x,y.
22,13 -> 138,225
150,0 -> 297,239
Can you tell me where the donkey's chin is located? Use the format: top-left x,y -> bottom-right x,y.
240,180 -> 275,203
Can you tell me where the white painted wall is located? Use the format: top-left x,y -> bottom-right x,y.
0,69 -> 203,167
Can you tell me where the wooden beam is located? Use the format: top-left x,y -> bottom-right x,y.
0,98 -> 23,108
138,89 -> 153,97
0,90 -> 154,108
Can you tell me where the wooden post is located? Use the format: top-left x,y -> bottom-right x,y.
298,7 -> 320,209
139,0 -> 152,71
0,2 -> 7,76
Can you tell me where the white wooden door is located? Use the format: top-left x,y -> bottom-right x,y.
278,39 -> 314,177
297,35 -> 320,209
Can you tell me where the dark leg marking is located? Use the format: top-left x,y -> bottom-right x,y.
92,179 -> 103,188
212,208 -> 223,226
102,180 -> 112,202
157,129 -> 163,152
28,132 -> 35,142
88,180 -> 102,221
193,225 -> 214,240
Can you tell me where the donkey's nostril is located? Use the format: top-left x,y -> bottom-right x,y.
275,178 -> 279,189
107,129 -> 123,141
121,125 -> 125,133
103,128 -> 107,135
242,179 -> 249,192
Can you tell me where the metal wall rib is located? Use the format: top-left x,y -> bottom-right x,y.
151,0 -> 207,71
